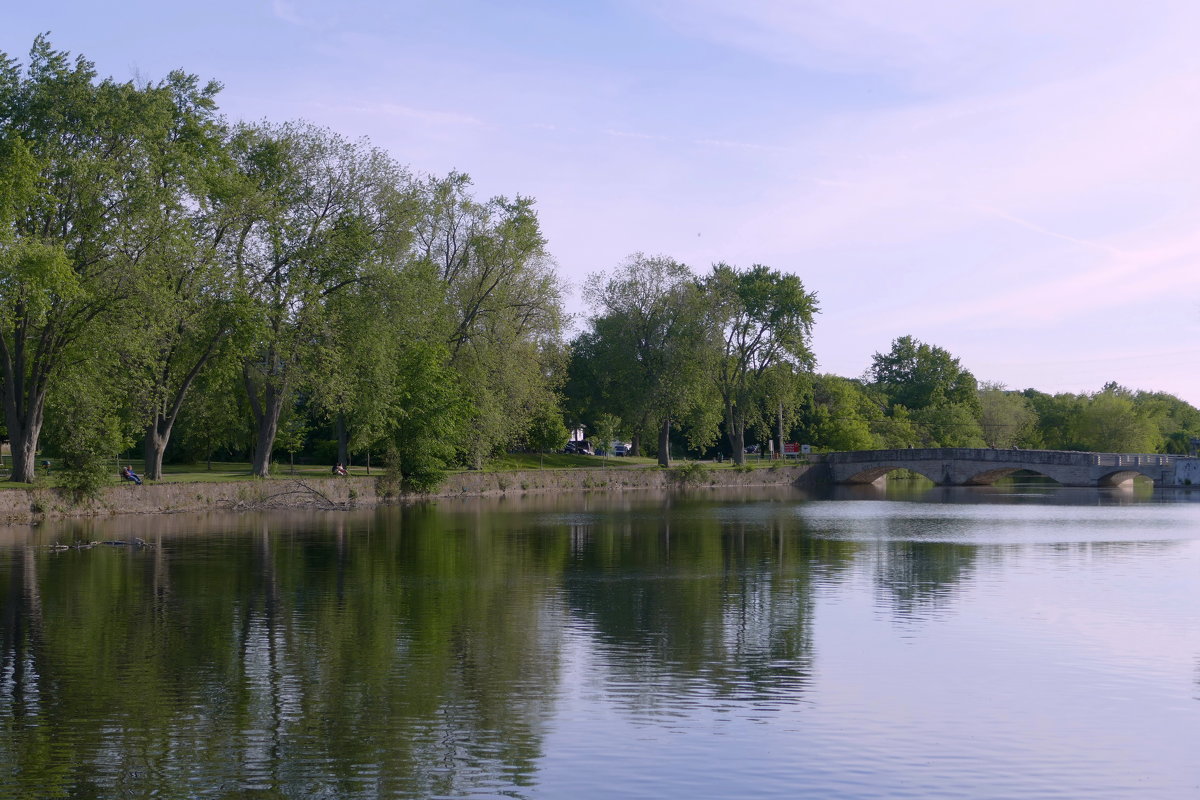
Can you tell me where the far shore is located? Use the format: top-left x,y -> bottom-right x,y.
0,461 -> 822,524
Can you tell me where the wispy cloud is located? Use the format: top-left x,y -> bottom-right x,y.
641,0 -> 1189,92
694,137 -> 783,153
604,128 -> 668,141
271,0 -> 311,28
327,101 -> 485,128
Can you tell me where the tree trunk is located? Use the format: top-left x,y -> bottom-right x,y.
8,422 -> 41,484
777,401 -> 785,460
143,332 -> 226,481
657,417 -> 671,468
726,417 -> 745,464
3,395 -> 45,484
723,400 -> 745,465
143,420 -> 173,482
246,369 -> 287,479
335,414 -> 349,467
630,432 -> 641,458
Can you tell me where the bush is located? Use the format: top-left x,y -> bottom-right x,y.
671,461 -> 711,485
377,444 -> 446,496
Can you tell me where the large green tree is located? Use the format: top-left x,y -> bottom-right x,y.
0,38 -> 221,482
870,335 -> 978,411
705,263 -> 819,464
414,173 -> 563,468
796,375 -> 880,451
580,254 -> 716,466
131,78 -> 248,480
1077,384 -> 1159,453
977,382 -> 1038,449
869,336 -> 981,447
229,121 -> 387,477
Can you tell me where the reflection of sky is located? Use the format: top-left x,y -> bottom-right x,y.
536,497 -> 1200,798
6,2 -> 1200,403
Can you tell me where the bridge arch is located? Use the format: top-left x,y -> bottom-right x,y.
840,465 -> 942,485
959,466 -> 1065,486
1095,469 -> 1149,488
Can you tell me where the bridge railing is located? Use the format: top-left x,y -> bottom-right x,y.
824,448 -> 1184,468
1092,453 -> 1179,467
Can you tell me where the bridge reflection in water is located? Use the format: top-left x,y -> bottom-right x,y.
823,448 -> 1196,488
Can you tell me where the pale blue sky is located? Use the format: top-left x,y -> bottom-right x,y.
6,1 -> 1200,403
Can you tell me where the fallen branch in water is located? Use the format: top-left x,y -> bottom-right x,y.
219,480 -> 353,512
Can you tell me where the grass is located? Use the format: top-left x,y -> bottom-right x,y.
479,452 -> 657,471
0,458 -> 382,490
0,452 -> 808,489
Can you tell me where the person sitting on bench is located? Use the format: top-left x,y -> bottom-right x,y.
121,465 -> 142,485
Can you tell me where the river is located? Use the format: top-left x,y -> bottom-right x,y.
1,482 -> 1198,798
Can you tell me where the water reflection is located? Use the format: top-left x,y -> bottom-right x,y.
0,488 -> 1198,799
0,509 -> 566,798
557,499 -> 858,709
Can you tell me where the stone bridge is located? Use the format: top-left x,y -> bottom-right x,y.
822,448 -> 1193,488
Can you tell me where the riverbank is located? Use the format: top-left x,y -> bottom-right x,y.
0,462 -> 823,522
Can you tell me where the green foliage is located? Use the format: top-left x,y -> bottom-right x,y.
871,404 -> 923,449
591,413 -> 622,461
43,356 -> 135,500
978,383 -> 1038,448
870,335 -> 979,412
706,263 -> 819,463
671,460 -> 711,484
576,253 -> 717,463
798,375 -> 880,451
1076,387 -> 1159,453
1023,389 -> 1086,450
388,343 -> 468,492
526,402 -> 570,458
0,36 -> 224,481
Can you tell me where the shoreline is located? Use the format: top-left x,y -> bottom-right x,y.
0,463 -> 823,523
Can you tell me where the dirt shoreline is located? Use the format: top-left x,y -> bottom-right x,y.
0,463 -> 824,522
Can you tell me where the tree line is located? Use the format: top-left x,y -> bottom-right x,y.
566,269 -> 1200,463
2,39 -> 1195,490
0,38 -> 563,488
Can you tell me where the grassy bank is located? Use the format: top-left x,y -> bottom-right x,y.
0,453 -> 811,491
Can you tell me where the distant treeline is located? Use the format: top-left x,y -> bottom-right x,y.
565,263 -> 1200,464
2,38 -> 1194,492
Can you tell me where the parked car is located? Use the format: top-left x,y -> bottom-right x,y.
612,442 -> 631,457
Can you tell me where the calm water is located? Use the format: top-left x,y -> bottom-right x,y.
1,484 -> 1199,799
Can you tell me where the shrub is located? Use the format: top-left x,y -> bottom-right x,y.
671,461 -> 711,485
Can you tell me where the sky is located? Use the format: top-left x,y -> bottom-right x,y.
5,0 -> 1200,404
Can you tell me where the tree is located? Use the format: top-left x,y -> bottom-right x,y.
303,166 -> 430,468
870,335 -> 978,411
592,413 -> 621,464
526,401 -> 569,467
580,254 -> 716,467
1077,385 -> 1159,453
229,122 -> 387,477
705,263 -> 819,464
911,400 -> 986,447
797,375 -> 879,451
1023,389 -> 1086,450
0,38 -> 221,482
977,382 -> 1038,448
1131,389 -> 1200,454
871,404 -> 923,449
414,173 -> 564,468
133,79 -> 247,480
